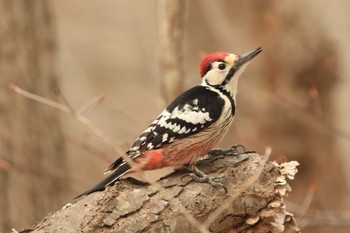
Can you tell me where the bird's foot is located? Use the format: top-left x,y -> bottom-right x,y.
208,144 -> 247,160
185,165 -> 227,193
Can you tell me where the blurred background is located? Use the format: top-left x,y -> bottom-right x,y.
1,0 -> 350,232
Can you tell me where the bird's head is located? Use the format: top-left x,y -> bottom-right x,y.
199,47 -> 262,90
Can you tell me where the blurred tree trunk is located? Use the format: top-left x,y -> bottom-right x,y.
157,0 -> 187,103
0,1 -> 68,232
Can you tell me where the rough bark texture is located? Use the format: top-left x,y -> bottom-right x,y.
21,153 -> 299,233
0,0 -> 68,231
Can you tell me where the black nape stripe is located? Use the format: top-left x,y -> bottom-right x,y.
217,86 -> 235,115
203,81 -> 236,116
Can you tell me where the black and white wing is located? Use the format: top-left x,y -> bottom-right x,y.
105,85 -> 226,172
130,85 -> 226,152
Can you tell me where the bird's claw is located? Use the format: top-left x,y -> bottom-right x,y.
189,173 -> 227,193
229,144 -> 246,154
182,165 -> 227,193
208,144 -> 246,159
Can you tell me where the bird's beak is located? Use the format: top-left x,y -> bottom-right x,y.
236,47 -> 262,67
222,47 -> 262,85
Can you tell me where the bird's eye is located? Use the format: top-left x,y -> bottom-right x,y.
218,63 -> 226,70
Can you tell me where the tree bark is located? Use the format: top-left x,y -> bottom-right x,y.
0,0 -> 68,231
21,153 -> 299,233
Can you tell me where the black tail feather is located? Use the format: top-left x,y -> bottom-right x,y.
105,157 -> 124,172
75,163 -> 131,199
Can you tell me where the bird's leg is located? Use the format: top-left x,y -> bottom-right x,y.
186,164 -> 227,193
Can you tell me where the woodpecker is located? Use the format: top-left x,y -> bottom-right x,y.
77,47 -> 262,198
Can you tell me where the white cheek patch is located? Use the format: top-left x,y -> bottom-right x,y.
203,54 -> 242,86
204,70 -> 226,86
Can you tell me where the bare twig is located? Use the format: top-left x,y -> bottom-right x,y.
77,93 -> 105,115
8,83 -> 133,167
8,83 -> 70,113
297,185 -> 316,226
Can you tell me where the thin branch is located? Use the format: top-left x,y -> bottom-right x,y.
8,83 -> 133,167
297,185 -> 316,227
77,93 -> 105,115
8,83 -> 70,113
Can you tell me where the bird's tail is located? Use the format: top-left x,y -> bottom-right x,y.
75,163 -> 131,199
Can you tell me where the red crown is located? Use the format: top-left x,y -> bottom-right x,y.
199,52 -> 229,77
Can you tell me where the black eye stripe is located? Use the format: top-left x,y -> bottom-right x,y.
222,66 -> 237,85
